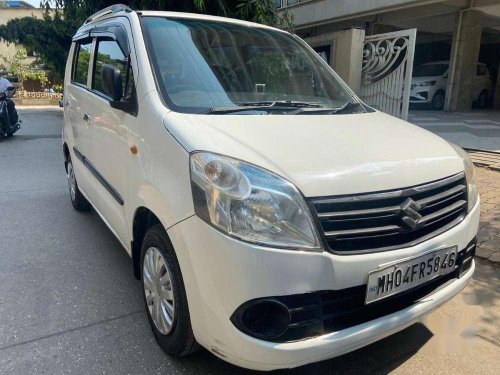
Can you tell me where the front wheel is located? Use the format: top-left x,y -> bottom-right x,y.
431,91 -> 445,110
141,225 -> 199,357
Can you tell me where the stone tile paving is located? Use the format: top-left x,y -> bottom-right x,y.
476,166 -> 500,263
409,109 -> 500,152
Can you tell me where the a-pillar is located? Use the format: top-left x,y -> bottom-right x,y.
444,9 -> 484,112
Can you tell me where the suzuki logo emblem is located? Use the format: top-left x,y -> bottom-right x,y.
401,198 -> 422,229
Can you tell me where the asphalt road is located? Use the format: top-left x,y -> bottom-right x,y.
0,107 -> 499,374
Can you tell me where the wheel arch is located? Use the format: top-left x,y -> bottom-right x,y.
63,142 -> 70,172
131,206 -> 163,279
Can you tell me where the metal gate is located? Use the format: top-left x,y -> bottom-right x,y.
360,29 -> 416,120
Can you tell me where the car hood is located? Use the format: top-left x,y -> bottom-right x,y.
163,111 -> 464,197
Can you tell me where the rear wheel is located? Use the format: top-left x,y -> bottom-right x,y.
67,158 -> 91,211
431,91 -> 445,110
141,225 -> 199,357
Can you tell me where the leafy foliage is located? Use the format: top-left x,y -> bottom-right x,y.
0,48 -> 49,88
0,0 -> 293,80
0,11 -> 74,79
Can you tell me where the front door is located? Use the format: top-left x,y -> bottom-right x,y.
84,34 -> 136,244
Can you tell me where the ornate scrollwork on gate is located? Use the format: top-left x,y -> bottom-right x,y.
359,29 -> 416,120
362,37 -> 409,85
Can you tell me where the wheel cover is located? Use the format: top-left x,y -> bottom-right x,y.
143,247 -> 175,335
67,162 -> 76,201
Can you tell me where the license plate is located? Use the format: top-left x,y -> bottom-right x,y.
365,246 -> 458,304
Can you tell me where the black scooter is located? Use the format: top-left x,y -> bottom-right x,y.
0,86 -> 20,137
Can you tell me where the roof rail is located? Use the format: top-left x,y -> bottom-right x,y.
84,4 -> 133,24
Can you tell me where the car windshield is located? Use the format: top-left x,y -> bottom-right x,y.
413,64 -> 448,77
141,17 -> 355,114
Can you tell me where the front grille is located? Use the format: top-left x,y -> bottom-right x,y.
309,172 -> 468,253
232,239 -> 476,343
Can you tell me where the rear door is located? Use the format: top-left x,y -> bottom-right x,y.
64,38 -> 95,194
84,22 -> 137,244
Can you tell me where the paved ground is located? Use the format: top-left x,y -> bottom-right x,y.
0,108 -> 499,374
476,167 -> 500,263
409,109 -> 500,152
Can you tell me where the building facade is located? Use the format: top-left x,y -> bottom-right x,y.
279,0 -> 500,111
0,1 -> 44,68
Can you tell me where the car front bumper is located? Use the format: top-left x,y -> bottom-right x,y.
166,200 -> 479,370
409,88 -> 431,103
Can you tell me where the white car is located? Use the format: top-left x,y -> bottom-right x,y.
62,5 -> 479,371
410,60 -> 493,110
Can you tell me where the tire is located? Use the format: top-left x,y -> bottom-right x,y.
141,224 -> 199,357
66,157 -> 91,211
477,90 -> 488,108
5,124 -> 19,137
431,91 -> 445,110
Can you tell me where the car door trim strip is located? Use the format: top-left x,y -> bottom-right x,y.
73,146 -> 124,206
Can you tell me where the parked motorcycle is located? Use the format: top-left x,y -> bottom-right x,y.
0,86 -> 20,137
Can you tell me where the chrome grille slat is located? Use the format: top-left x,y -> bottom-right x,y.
317,205 -> 401,219
418,200 -> 466,226
324,225 -> 401,238
417,184 -> 466,208
312,172 -> 465,205
309,172 -> 468,253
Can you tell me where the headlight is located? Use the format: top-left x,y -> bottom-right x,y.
449,143 -> 478,212
417,80 -> 437,87
190,152 -> 321,250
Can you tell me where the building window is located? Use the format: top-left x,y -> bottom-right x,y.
313,45 -> 331,65
276,0 -> 305,8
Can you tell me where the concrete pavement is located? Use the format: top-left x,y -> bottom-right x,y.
0,108 -> 498,374
476,167 -> 500,263
409,109 -> 500,152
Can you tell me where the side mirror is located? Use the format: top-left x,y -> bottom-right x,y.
102,64 -> 123,101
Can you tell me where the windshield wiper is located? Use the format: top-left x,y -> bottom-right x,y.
205,106 -> 284,114
206,101 -> 324,114
206,101 -> 366,115
236,100 -> 325,108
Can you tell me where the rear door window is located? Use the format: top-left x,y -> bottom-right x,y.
73,40 -> 93,85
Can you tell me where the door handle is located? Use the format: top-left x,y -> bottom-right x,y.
64,99 -> 71,108
83,113 -> 91,122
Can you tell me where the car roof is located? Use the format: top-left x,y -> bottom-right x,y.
79,6 -> 287,36
138,10 -> 286,33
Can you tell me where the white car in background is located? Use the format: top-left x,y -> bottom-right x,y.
410,61 -> 493,110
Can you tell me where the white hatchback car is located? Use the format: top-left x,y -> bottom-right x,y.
410,60 -> 493,110
62,5 -> 479,371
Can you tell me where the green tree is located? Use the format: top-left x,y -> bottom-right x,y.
0,48 -> 49,89
0,1 -> 293,80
